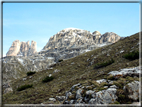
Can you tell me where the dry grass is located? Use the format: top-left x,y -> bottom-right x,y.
3,32 -> 140,104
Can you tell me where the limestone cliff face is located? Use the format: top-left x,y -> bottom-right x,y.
99,32 -> 121,44
43,28 -> 121,51
43,28 -> 94,50
92,31 -> 101,44
6,40 -> 21,56
40,28 -> 121,61
6,40 -> 37,57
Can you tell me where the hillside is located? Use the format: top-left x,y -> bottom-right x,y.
3,32 -> 141,105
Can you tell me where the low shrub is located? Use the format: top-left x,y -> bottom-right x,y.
123,51 -> 139,60
17,84 -> 33,91
94,58 -> 114,69
113,101 -> 120,104
27,71 -> 36,76
42,76 -> 54,83
58,59 -> 63,62
107,75 -> 115,80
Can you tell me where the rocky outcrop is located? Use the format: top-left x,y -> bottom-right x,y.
6,40 -> 21,56
40,28 -> 121,61
43,28 -> 94,51
53,66 -> 140,105
99,32 -> 121,44
2,54 -> 55,91
92,31 -> 101,44
123,81 -> 139,101
6,40 -> 37,57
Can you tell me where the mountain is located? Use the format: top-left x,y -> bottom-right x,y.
39,28 -> 121,61
6,40 -> 37,57
2,32 -> 140,105
43,28 -> 121,50
2,28 -> 122,94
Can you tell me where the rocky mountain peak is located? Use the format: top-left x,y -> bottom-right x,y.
99,32 -> 121,43
43,28 -> 94,50
6,40 -> 37,57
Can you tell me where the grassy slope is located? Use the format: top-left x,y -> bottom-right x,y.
3,32 -> 140,104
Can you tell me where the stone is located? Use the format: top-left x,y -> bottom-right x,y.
76,89 -> 83,99
53,69 -> 60,73
84,90 -> 96,102
70,83 -> 81,92
69,100 -> 75,104
123,81 -> 139,101
96,79 -> 107,84
89,88 -> 117,104
49,98 -> 56,102
23,78 -> 27,81
65,91 -> 72,100
108,66 -> 141,79
4,87 -> 13,94
110,85 -> 117,89
56,96 -> 65,102
49,74 -> 52,77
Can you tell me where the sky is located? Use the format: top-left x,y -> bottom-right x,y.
2,2 -> 140,57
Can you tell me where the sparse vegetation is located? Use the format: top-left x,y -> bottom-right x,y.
17,84 -> 33,91
26,71 -> 36,76
3,32 -> 139,104
94,58 -> 114,69
42,76 -> 54,83
123,51 -> 139,60
114,101 -> 120,104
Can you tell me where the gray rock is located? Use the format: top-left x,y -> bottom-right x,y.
84,90 -> 95,102
65,91 -> 72,100
110,85 -> 117,88
108,66 -> 141,78
69,100 -> 75,104
70,83 -> 81,92
75,98 -> 84,104
89,88 -> 117,104
56,96 -> 65,102
76,89 -> 83,99
53,69 -> 60,73
23,78 -> 27,81
104,86 -> 108,88
4,87 -> 13,94
123,81 -> 139,101
49,98 -> 56,102
96,79 -> 107,84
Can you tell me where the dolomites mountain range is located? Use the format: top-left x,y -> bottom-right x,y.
6,28 -> 121,58
6,40 -> 37,57
2,28 -> 121,87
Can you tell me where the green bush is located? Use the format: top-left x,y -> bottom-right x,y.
113,101 -> 120,104
27,71 -> 36,76
58,59 -> 63,62
123,51 -> 139,60
17,84 -> 33,91
94,58 -> 114,69
42,76 -> 54,83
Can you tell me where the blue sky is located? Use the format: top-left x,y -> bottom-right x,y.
3,2 -> 140,57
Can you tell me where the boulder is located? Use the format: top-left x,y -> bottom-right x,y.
123,81 -> 139,101
49,98 -> 56,102
89,88 -> 117,104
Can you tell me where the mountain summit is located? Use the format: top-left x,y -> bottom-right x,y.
43,28 -> 121,51
6,40 -> 37,57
